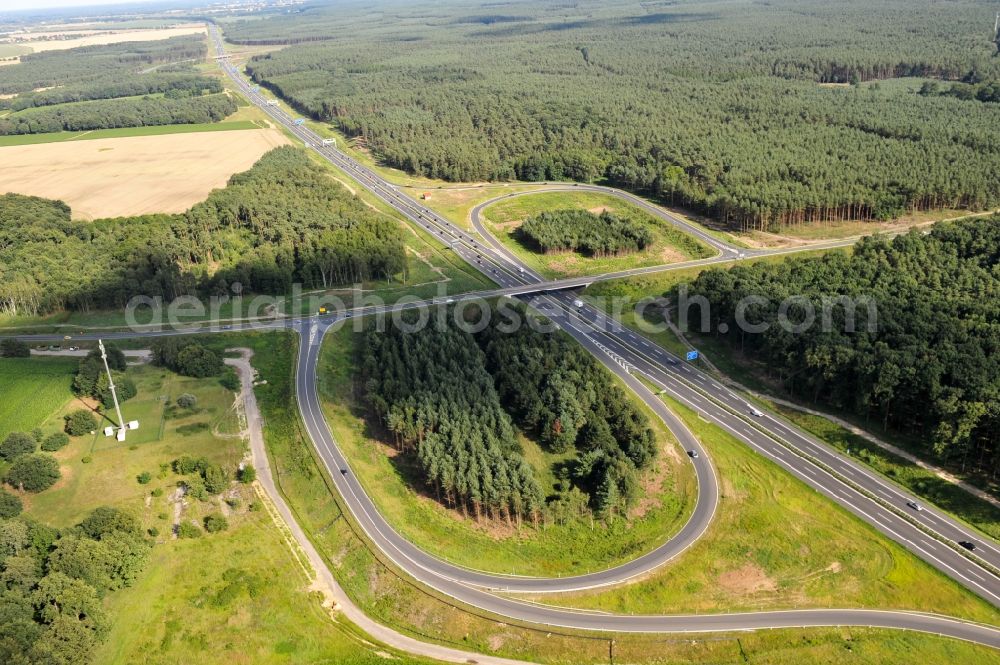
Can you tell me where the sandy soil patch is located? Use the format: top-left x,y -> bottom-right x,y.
492,219 -> 524,230
658,246 -> 686,263
717,562 -> 777,595
0,129 -> 290,219
1,25 -> 206,54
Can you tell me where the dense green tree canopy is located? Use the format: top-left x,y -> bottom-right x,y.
236,0 -> 1000,230
5,455 -> 61,493
63,411 -> 96,437
0,35 -> 210,95
0,434 -> 36,463
361,313 -> 544,523
0,340 -> 29,358
684,218 -> 1000,474
360,303 -> 658,518
0,508 -> 149,664
0,93 -> 237,135
520,209 -> 653,256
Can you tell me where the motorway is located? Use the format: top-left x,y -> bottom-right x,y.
22,22 -> 1000,648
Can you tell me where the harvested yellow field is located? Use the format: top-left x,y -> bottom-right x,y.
0,129 -> 290,220
0,24 -> 206,54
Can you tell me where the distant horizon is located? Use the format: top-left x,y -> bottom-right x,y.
2,0 -> 162,14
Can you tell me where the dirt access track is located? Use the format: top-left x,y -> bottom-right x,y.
0,129 -> 290,219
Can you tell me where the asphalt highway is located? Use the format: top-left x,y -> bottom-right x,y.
22,22 -> 993,647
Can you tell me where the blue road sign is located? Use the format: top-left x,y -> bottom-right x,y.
686,350 -> 699,361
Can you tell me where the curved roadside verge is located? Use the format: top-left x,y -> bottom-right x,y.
224,348 -> 538,665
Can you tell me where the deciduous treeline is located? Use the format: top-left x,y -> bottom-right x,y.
0,507 -> 150,665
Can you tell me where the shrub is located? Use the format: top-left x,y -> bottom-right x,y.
136,471 -> 152,485
41,432 -> 70,452
203,464 -> 229,494
176,344 -> 222,378
31,428 -> 44,442
87,344 -> 127,371
172,455 -> 207,475
203,514 -> 228,533
79,506 -> 141,539
0,488 -> 23,518
220,368 -> 241,391
236,464 -> 257,484
225,497 -> 240,509
81,455 -> 93,464
6,454 -> 61,492
0,432 -> 36,461
150,487 -> 164,498
98,375 -> 136,408
183,475 -> 206,500
176,393 -> 198,409
0,339 -> 30,357
249,500 -> 263,513
64,409 -> 97,436
177,521 -> 201,538
147,527 -> 159,537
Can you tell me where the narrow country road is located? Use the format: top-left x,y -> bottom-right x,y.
224,350 -> 538,665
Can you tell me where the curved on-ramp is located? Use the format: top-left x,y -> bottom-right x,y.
294,322 -> 1000,649
294,319 -> 719,594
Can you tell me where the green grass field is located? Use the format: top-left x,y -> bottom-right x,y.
533,395 -> 1000,625
315,323 -> 696,577
24,362 -> 244,528
481,190 -> 713,279
93,509 -> 440,665
0,121 -> 259,146
0,356 -> 78,441
0,44 -> 31,58
8,334 -> 443,664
